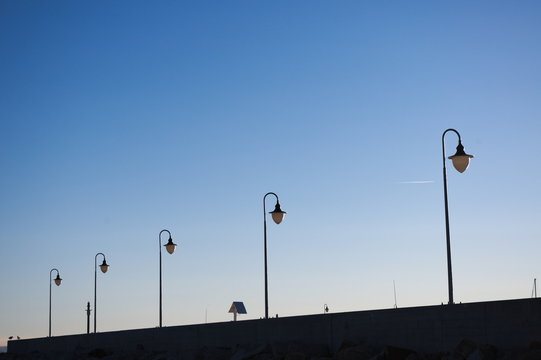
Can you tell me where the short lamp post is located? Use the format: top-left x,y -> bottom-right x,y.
442,128 -> 474,305
159,229 -> 177,327
263,192 -> 286,319
48,268 -> 62,337
94,252 -> 109,333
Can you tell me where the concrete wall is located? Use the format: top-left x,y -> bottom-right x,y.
8,298 -> 541,357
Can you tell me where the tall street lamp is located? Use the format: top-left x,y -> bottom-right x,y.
48,268 -> 62,337
442,128 -> 474,305
159,229 -> 177,327
94,252 -> 109,333
263,192 -> 286,319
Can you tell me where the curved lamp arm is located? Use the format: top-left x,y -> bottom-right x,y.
95,253 -> 109,274
264,192 -> 286,224
50,268 -> 62,286
160,229 -> 177,255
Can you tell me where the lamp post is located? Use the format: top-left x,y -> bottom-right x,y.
85,302 -> 91,334
159,229 -> 177,327
94,252 -> 109,333
442,128 -> 474,305
48,268 -> 62,337
263,192 -> 286,319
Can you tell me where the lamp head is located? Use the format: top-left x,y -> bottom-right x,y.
164,237 -> 177,255
269,202 -> 286,224
54,274 -> 62,286
100,259 -> 109,273
448,142 -> 474,173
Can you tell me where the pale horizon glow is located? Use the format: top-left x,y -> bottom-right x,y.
1,1 -> 541,348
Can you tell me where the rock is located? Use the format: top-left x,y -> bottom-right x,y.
88,348 -> 110,359
250,353 -> 274,360
474,344 -> 497,360
383,346 -> 416,360
148,351 -> 180,360
492,349 -> 522,360
284,352 -> 307,360
518,349 -> 541,360
269,341 -> 330,359
530,343 -> 541,351
272,341 -> 290,358
337,341 -> 362,352
404,354 -> 425,360
452,343 -> 497,360
452,339 -> 477,359
287,342 -> 330,358
197,346 -> 231,360
230,344 -> 268,360
465,350 -> 482,360
334,343 -> 379,360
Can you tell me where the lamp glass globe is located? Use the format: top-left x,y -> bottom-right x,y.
165,239 -> 177,254
100,263 -> 109,273
271,211 -> 285,224
450,155 -> 470,173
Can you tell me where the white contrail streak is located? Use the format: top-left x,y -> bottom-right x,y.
398,180 -> 434,184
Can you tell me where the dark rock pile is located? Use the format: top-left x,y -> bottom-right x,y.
2,339 -> 541,360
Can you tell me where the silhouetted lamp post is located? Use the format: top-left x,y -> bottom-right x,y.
263,192 -> 286,319
94,252 -> 109,333
49,268 -> 62,337
159,229 -> 177,327
442,128 -> 474,305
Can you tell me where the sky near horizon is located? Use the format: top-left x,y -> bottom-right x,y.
1,0 -> 541,348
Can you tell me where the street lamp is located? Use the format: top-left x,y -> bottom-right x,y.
263,192 -> 286,319
94,252 -> 109,333
159,229 -> 177,327
442,128 -> 474,305
48,268 -> 62,337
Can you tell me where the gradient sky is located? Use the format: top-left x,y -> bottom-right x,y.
1,0 -> 541,347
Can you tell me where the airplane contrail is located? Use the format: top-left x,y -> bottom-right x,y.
398,180 -> 434,184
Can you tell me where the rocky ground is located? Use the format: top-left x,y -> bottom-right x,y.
2,339 -> 541,360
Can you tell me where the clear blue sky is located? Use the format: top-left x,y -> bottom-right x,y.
1,0 -> 540,346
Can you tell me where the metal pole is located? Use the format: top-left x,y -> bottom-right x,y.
160,232 -> 163,327
263,196 -> 268,319
48,268 -> 59,337
263,192 -> 279,320
442,129 -> 461,305
393,280 -> 398,309
94,253 -> 105,333
159,229 -> 170,327
86,302 -> 91,334
94,256 -> 97,333
49,272 -> 51,337
443,161 -> 453,305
